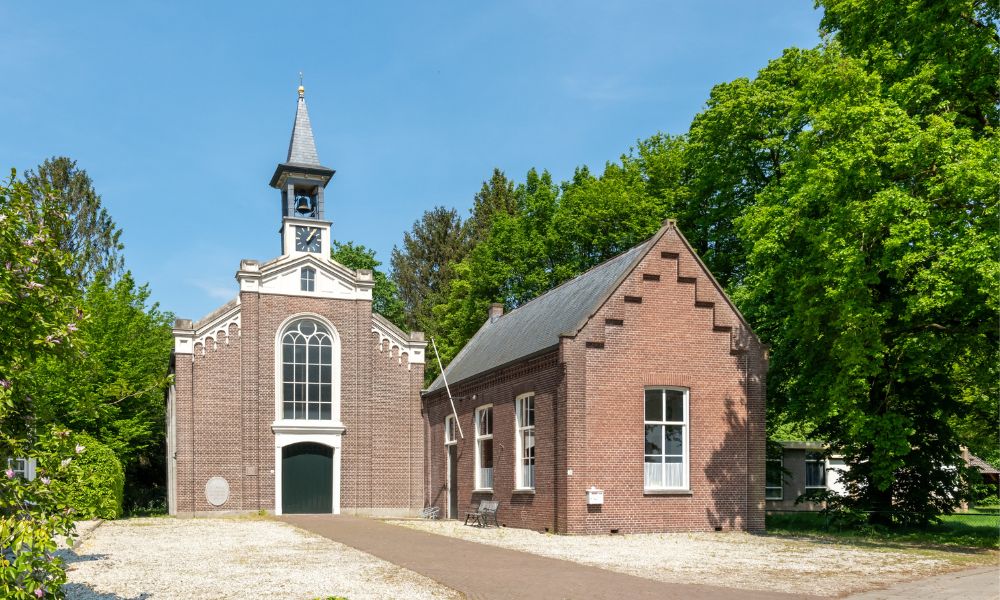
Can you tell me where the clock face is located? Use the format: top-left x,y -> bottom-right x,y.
295,226 -> 322,253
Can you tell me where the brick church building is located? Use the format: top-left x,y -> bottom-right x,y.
167,84 -> 427,516
168,86 -> 768,532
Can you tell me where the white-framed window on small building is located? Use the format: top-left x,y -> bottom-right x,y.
444,414 -> 457,446
6,457 -> 35,480
644,387 -> 689,490
515,393 -> 535,490
805,452 -> 826,489
765,453 -> 783,500
474,405 -> 493,491
300,267 -> 316,292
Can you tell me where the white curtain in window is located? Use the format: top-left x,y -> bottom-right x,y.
645,462 -> 662,488
479,466 -> 494,489
645,459 -> 683,488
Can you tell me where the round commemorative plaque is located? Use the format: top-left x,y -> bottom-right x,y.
204,476 -> 230,507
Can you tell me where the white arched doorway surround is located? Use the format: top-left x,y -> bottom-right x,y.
272,313 -> 345,515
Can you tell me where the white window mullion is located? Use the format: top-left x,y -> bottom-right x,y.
644,387 -> 689,491
475,405 -> 493,491
515,393 -> 535,490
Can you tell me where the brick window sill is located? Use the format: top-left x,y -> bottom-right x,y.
473,489 -> 494,494
644,489 -> 693,496
512,488 -> 535,495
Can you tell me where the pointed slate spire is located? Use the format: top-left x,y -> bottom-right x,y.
287,83 -> 321,166
269,77 -> 335,191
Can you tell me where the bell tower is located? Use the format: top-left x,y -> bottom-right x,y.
270,79 -> 335,257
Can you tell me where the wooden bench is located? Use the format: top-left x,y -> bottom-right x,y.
464,500 -> 500,527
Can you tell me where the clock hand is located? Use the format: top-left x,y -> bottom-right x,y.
307,230 -> 318,244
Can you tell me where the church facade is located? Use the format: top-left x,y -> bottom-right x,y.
166,85 -> 427,516
167,86 -> 768,530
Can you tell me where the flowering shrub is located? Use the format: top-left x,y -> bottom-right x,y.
0,429 -> 98,599
0,171 -> 87,598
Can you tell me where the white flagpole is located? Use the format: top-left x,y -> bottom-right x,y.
431,337 -> 464,439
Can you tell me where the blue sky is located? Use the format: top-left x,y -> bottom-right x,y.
1,1 -> 822,321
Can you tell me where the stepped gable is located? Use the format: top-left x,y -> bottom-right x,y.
427,220 -> 761,392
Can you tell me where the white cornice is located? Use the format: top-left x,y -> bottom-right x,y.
272,421 -> 346,436
372,314 -> 427,367
173,300 -> 242,356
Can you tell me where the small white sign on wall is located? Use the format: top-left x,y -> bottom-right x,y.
586,486 -> 604,505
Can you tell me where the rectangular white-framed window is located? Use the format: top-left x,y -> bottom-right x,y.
805,452 -> 826,489
300,267 -> 316,292
474,405 -> 493,491
644,387 -> 689,490
515,393 -> 535,490
444,414 -> 457,445
765,453 -> 783,500
6,457 -> 35,481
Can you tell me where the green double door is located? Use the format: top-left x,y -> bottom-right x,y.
282,442 -> 333,514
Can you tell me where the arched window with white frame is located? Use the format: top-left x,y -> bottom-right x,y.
281,319 -> 333,420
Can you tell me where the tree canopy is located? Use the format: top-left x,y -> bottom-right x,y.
727,45 -> 997,524
390,206 -> 469,333
24,157 -> 124,285
331,240 -> 407,330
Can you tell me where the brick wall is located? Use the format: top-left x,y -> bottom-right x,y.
173,290 -> 424,515
424,351 -> 562,532
563,227 -> 767,533
423,225 -> 768,534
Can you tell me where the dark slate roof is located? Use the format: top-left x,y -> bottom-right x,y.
426,238 -> 653,392
287,95 -> 321,166
968,454 -> 1000,475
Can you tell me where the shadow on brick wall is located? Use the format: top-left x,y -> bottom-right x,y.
704,398 -> 748,530
705,328 -> 762,531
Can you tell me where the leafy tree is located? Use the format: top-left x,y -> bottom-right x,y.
24,157 -> 124,285
431,151 -> 683,382
0,170 -> 94,599
818,0 -> 1000,132
730,46 -> 998,526
390,207 -> 469,332
331,240 -> 407,330
465,168 -> 519,244
682,50 -> 810,288
23,273 -> 173,512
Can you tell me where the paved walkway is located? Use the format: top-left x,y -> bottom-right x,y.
843,565 -> 999,600
280,515 -> 812,600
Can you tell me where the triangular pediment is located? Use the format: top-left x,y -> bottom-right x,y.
237,253 -> 373,301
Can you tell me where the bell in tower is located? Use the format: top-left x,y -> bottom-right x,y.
270,78 -> 336,255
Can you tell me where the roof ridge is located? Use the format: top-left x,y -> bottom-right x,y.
426,224 -> 670,393
500,237 -> 652,320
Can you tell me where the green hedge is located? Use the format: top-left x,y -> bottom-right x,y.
63,433 -> 124,519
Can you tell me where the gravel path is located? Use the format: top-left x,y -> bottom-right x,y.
62,517 -> 460,600
386,520 -> 997,597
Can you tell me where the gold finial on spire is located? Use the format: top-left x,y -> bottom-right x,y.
298,72 -> 305,98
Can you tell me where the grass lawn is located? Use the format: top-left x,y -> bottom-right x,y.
766,509 -> 999,550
